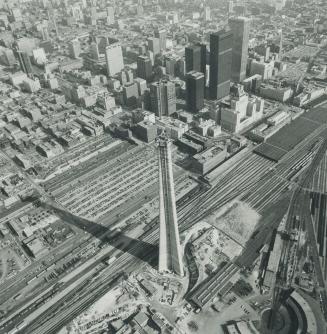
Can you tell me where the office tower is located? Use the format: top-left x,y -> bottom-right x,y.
228,0 -> 234,14
279,29 -> 283,58
40,25 -> 50,41
105,43 -> 124,77
137,5 -> 144,16
176,58 -> 186,78
106,6 -> 115,25
154,28 -> 167,51
134,77 -> 147,96
1,48 -> 16,66
47,9 -> 59,38
147,50 -> 154,65
150,80 -> 176,117
186,71 -> 205,112
17,51 -> 33,74
137,55 -> 152,81
185,45 -> 200,73
185,44 -> 206,75
68,39 -> 81,59
157,133 -> 184,276
229,17 -> 250,83
148,37 -> 161,56
199,44 -> 207,76
165,56 -> 176,77
90,6 -> 97,18
204,6 -> 211,21
209,30 -> 233,100
90,42 -> 100,60
119,68 -> 134,85
123,82 -> 139,107
32,48 -> 47,65
71,4 -> 83,21
97,35 -> 110,54
139,45 -> 146,55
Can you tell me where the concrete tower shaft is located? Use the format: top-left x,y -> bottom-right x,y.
157,134 -> 184,276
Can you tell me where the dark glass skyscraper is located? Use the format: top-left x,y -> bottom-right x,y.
209,30 -> 233,100
229,17 -> 251,83
137,55 -> 152,81
185,44 -> 206,76
186,71 -> 205,113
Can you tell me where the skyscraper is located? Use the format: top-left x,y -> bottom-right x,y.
106,6 -> 115,25
185,44 -> 206,75
185,45 -> 200,73
68,39 -> 81,59
148,37 -> 161,56
209,30 -> 233,100
229,17 -> 251,82
157,133 -> 184,276
105,43 -> 124,77
150,80 -> 176,117
137,55 -> 152,81
204,6 -> 211,21
154,28 -> 167,51
186,71 -> 205,113
17,51 -> 33,75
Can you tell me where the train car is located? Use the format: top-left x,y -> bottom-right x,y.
7,320 -> 27,334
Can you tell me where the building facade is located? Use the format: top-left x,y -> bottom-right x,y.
137,55 -> 152,81
186,71 -> 205,112
229,17 -> 250,83
150,80 -> 176,117
209,31 -> 233,100
105,43 -> 124,77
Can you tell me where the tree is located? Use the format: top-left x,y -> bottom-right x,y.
187,321 -> 199,332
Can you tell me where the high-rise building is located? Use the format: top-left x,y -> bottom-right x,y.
68,39 -> 81,59
123,82 -> 139,107
90,42 -> 100,60
106,6 -> 115,25
154,28 -> 167,51
165,56 -> 177,77
150,80 -> 176,117
185,45 -> 200,73
229,17 -> 251,83
209,30 -> 233,100
105,43 -> 124,77
157,133 -> 184,276
1,48 -> 16,66
228,0 -> 234,14
185,44 -> 206,75
137,5 -> 144,16
17,51 -> 33,75
186,71 -> 205,113
137,55 -> 152,81
204,6 -> 211,21
119,68 -> 134,85
148,37 -> 161,56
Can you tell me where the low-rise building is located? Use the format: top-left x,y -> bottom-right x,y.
192,145 -> 227,175
260,84 -> 293,102
221,85 -> 264,133
156,116 -> 188,139
133,120 -> 157,143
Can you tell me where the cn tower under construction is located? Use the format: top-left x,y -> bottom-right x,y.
157,132 -> 184,276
